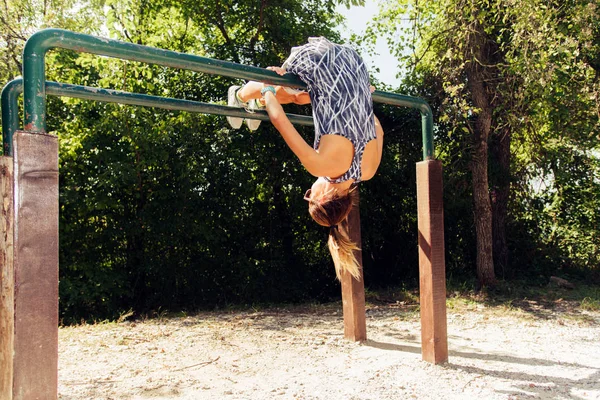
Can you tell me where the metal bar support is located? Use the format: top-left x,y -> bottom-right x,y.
2,78 -> 313,156
0,31 -> 447,389
21,28 -> 434,157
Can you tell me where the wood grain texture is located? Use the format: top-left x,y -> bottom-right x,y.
12,132 -> 59,400
341,189 -> 367,341
416,160 -> 448,364
0,156 -> 14,400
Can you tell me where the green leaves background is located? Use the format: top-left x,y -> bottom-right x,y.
1,0 -> 598,321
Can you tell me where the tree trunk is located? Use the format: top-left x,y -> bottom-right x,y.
466,22 -> 497,287
470,124 -> 495,287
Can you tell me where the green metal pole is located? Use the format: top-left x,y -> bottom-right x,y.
421,109 -> 434,160
2,78 -> 314,156
372,90 -> 434,160
41,81 -> 313,126
22,28 -> 435,159
5,81 -> 434,159
22,28 -> 306,133
22,34 -> 47,132
1,79 -> 22,155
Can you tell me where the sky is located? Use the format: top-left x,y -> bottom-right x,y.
335,0 -> 402,88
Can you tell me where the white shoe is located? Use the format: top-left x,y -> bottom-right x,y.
244,99 -> 262,131
226,85 -> 244,129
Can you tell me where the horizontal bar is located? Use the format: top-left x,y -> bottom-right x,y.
45,81 -> 313,125
24,29 -> 307,88
372,90 -> 434,160
23,28 -> 306,132
1,78 -> 314,156
22,28 -> 435,159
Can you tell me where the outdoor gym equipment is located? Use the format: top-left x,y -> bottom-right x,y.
0,28 -> 447,400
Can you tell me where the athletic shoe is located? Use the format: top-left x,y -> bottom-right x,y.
226,85 -> 244,129
244,99 -> 263,131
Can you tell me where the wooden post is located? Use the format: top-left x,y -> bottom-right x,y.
341,189 -> 367,341
12,131 -> 59,400
416,160 -> 448,364
1,156 -> 14,400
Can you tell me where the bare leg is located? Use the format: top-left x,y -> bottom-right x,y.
236,81 -> 264,102
237,82 -> 309,105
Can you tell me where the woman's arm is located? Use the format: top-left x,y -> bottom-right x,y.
263,90 -> 341,177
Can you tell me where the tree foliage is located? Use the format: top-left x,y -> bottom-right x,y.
1,0 -> 426,322
368,0 -> 600,283
0,0 -> 105,82
50,0 -> 346,321
7,0 -> 597,322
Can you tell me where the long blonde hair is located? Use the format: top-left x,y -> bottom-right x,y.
306,186 -> 362,280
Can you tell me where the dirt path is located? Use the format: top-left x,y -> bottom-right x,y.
58,299 -> 600,400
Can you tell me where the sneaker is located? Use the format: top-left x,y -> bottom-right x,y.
244,99 -> 263,131
226,85 -> 244,129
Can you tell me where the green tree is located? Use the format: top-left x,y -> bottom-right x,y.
3,0 -> 437,321
369,0 -> 511,286
30,0 -> 391,321
369,0 -> 599,284
505,0 -> 600,277
0,0 -> 105,82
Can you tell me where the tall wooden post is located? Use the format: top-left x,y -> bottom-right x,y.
12,131 -> 59,399
341,189 -> 367,341
416,160 -> 448,364
1,155 -> 14,400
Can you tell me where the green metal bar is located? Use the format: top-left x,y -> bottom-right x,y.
1,78 -> 22,155
22,28 -> 305,133
372,90 -> 434,160
44,81 -> 313,126
2,78 -> 314,156
22,28 -> 435,160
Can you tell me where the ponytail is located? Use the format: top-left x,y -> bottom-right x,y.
306,187 -> 362,281
328,226 -> 361,280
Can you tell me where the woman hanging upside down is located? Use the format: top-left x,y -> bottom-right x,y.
227,37 -> 384,281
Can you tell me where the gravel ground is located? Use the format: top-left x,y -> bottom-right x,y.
58,298 -> 600,400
